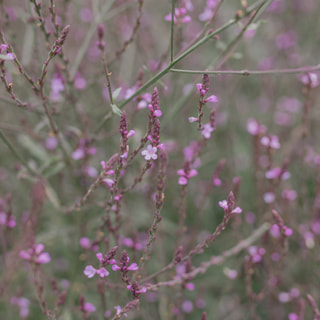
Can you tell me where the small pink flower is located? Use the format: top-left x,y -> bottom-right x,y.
96,267 -> 109,277
218,200 -> 228,210
102,178 -> 115,188
300,72 -> 319,88
84,265 -> 97,278
224,268 -> 238,279
288,313 -> 299,320
247,118 -> 265,135
261,135 -> 280,149
126,284 -> 147,294
177,168 -> 198,185
5,52 -> 14,61
36,252 -> 51,264
80,237 -> 91,249
264,192 -> 275,203
112,264 -> 121,271
265,167 -> 290,180
185,282 -> 195,291
153,110 -> 162,117
84,302 -> 96,314
141,145 -> 158,160
20,243 -> 51,264
205,95 -> 218,103
114,306 -> 127,317
127,263 -> 139,271
127,130 -> 136,138
201,123 -> 215,139
218,200 -> 242,214
45,136 -> 58,150
72,148 -> 85,160
199,8 -> 214,21
278,292 -> 291,303
188,117 -> 198,123
181,300 -> 194,313
270,224 -> 281,238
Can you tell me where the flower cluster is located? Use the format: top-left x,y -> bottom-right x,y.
20,243 -> 51,265
246,246 -> 266,263
218,198 -> 242,215
164,7 -> 192,24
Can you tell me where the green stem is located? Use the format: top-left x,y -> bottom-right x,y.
170,0 -> 175,62
170,64 -> 320,76
95,0 -> 270,133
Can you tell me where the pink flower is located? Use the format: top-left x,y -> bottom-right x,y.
265,167 -> 290,180
84,265 -> 97,278
141,145 -> 158,160
177,168 -> 198,185
127,130 -> 136,138
72,148 -> 85,160
112,251 -> 139,273
102,178 -> 115,188
80,237 -> 91,249
188,117 -> 198,123
224,268 -> 238,279
269,224 -> 281,238
112,262 -> 138,271
300,72 -> 319,88
247,246 -> 265,263
218,200 -> 228,209
50,73 -> 64,102
263,192 -> 275,203
5,52 -> 14,61
20,243 -> 51,264
127,284 -> 147,294
181,300 -> 194,313
96,267 -> 109,277
153,110 -> 162,117
288,313 -> 299,320
261,135 -> 280,149
247,118 -> 266,135
205,95 -> 218,103
114,306 -> 127,317
218,200 -> 242,214
201,123 -> 215,139
84,302 -> 96,314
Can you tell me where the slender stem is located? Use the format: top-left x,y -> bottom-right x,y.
95,0 -> 272,133
0,31 -> 39,92
142,222 -> 270,285
170,64 -> 320,76
170,0 -> 175,62
95,16 -> 239,133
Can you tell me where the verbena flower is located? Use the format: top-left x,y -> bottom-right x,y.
177,168 -> 198,185
19,243 -> 51,264
141,145 -> 158,160
83,302 -> 96,314
201,123 -> 215,139
83,265 -> 109,278
261,135 -> 280,149
218,200 -> 242,214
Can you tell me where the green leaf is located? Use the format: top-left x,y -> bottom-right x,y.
45,183 -> 61,210
112,87 -> 122,101
0,54 -> 13,60
18,135 -> 51,162
111,104 -> 122,116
